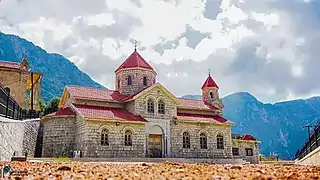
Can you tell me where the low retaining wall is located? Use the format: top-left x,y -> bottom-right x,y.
296,146 -> 320,166
0,117 -> 40,161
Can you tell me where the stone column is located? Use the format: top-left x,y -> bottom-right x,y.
145,134 -> 149,157
164,135 -> 168,157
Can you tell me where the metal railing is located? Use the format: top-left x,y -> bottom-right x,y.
295,120 -> 320,160
0,83 -> 39,120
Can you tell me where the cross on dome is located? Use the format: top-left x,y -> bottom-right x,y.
133,40 -> 138,51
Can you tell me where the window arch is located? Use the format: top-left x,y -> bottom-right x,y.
183,131 -> 190,148
147,99 -> 155,113
200,132 -> 207,149
209,91 -> 214,99
101,129 -> 109,146
217,135 -> 224,149
143,76 -> 147,86
124,130 -> 132,146
158,100 -> 165,114
127,75 -> 132,85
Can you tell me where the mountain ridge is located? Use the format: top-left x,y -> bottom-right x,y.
1,31 -> 319,159
0,31 -> 105,102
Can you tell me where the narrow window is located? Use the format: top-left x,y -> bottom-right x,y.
147,99 -> 154,113
232,148 -> 239,156
217,135 -> 224,149
124,130 -> 132,146
209,92 -> 214,99
143,76 -> 147,86
245,148 -> 253,156
200,132 -> 207,149
158,100 -> 165,114
117,79 -> 120,89
101,129 -> 109,146
127,75 -> 132,85
183,132 -> 190,148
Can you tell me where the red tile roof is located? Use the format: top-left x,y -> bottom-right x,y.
74,104 -> 147,122
178,98 -> 218,110
115,50 -> 154,73
66,86 -> 127,102
177,113 -> 228,123
0,61 -> 21,70
201,75 -> 219,89
45,107 -> 76,117
232,134 -> 257,141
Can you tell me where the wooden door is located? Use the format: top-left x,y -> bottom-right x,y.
148,134 -> 162,158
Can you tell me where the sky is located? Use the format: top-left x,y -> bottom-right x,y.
0,0 -> 320,103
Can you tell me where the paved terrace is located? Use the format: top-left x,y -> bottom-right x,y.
0,161 -> 319,179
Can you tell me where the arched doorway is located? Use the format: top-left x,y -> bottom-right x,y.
148,125 -> 164,158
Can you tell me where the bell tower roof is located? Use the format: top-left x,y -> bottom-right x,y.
114,50 -> 155,73
201,71 -> 219,89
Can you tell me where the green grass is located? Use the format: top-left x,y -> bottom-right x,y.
51,157 -> 72,162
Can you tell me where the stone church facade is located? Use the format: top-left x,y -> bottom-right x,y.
41,49 -> 260,163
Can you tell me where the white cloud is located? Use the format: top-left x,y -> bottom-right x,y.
0,0 -> 320,103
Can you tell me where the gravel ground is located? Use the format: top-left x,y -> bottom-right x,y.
0,161 -> 319,179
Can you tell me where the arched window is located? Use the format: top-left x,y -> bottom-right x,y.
217,135 -> 224,149
124,130 -> 132,146
127,75 -> 132,85
209,92 -> 214,99
101,129 -> 109,146
147,99 -> 154,113
143,76 -> 147,86
158,100 -> 165,114
200,132 -> 207,149
117,79 -> 120,89
183,132 -> 190,148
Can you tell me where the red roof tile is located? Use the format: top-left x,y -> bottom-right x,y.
201,75 -> 219,89
232,134 -> 257,141
66,86 -> 127,102
115,50 -> 154,73
74,104 -> 147,122
46,107 -> 76,117
177,113 -> 228,123
0,61 -> 21,70
178,98 -> 218,110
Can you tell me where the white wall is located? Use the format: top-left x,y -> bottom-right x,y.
296,146 -> 320,166
0,117 -> 40,161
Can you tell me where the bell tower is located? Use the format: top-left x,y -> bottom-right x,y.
201,69 -> 224,112
114,43 -> 156,96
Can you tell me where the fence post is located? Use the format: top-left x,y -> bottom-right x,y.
12,103 -> 15,119
19,107 -> 22,120
5,90 -> 10,118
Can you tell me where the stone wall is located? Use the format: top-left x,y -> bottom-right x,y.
296,146 -> 320,166
0,68 -> 27,108
232,139 -> 260,164
83,120 -> 146,158
170,121 -> 232,158
41,117 -> 76,157
115,69 -> 156,96
126,86 -> 177,119
0,117 -> 40,161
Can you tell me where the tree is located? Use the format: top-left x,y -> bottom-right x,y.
44,97 -> 60,115
38,99 -> 46,113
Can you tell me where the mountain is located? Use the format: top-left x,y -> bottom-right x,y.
0,32 -> 104,102
1,32 -> 318,160
182,92 -> 320,160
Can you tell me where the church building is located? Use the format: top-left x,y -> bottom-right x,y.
41,49 -> 260,163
